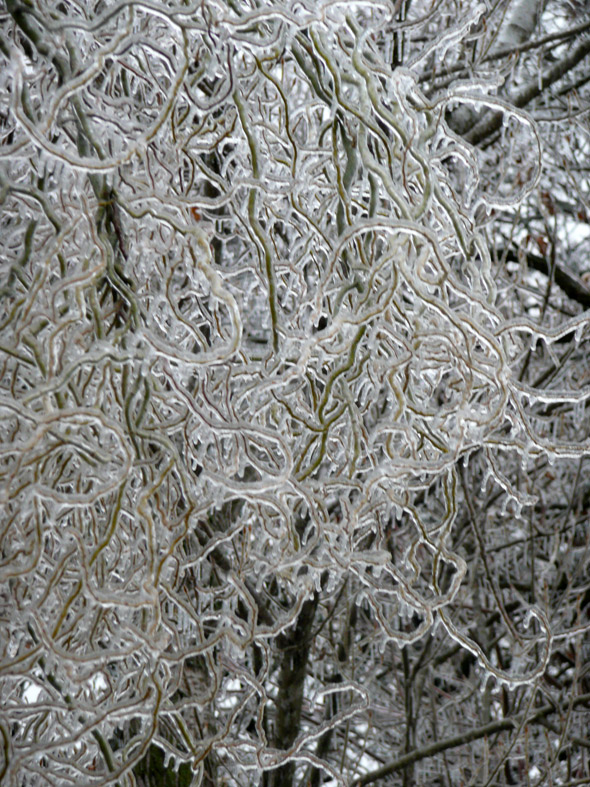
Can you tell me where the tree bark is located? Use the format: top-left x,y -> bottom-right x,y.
263,595 -> 319,787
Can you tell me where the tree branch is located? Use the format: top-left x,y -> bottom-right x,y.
350,693 -> 590,785
466,36 -> 590,146
501,247 -> 590,310
349,719 -> 515,786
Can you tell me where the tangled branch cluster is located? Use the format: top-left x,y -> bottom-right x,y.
1,1 -> 589,784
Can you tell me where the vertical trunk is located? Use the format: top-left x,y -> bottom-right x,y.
401,647 -> 415,787
133,745 -> 194,787
308,673 -> 342,787
264,595 -> 318,787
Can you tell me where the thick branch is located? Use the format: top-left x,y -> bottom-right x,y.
264,595 -> 319,787
466,36 -> 590,146
487,18 -> 590,64
501,247 -> 590,309
350,719 -> 515,786
351,693 -> 590,786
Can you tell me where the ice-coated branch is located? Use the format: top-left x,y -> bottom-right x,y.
1,1 -> 590,785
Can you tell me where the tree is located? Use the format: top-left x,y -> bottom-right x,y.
1,0 -> 590,785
